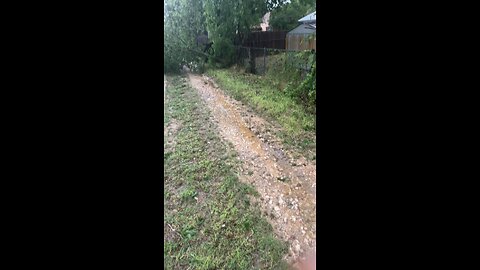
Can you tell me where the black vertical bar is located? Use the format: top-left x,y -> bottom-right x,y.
264,47 -> 266,75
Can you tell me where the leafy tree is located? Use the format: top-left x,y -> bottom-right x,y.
203,0 -> 267,67
164,0 -> 285,71
269,0 -> 315,31
164,0 -> 208,72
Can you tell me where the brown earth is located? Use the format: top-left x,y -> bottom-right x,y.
187,72 -> 316,263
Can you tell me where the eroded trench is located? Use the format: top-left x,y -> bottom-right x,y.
187,72 -> 316,263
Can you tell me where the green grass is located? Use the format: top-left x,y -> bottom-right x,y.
164,74 -> 289,270
206,68 -> 316,159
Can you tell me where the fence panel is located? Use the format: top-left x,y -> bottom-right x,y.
238,31 -> 288,49
235,46 -> 315,77
286,34 -> 316,51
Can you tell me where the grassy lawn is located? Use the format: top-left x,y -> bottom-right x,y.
164,74 -> 289,269
206,68 -> 316,160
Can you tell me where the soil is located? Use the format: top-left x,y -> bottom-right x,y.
187,72 -> 316,263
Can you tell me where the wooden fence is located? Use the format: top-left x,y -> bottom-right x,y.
236,31 -> 288,49
235,31 -> 316,51
286,34 -> 316,51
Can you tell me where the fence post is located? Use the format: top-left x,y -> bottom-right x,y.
248,47 -> 251,72
263,47 -> 266,75
286,50 -> 288,67
248,47 -> 255,74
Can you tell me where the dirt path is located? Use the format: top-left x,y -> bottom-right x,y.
187,72 -> 316,263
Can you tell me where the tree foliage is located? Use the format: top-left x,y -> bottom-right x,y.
269,0 -> 315,31
164,0 -> 208,72
203,0 -> 267,67
164,0 -> 284,71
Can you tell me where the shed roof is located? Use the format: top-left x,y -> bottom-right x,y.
287,23 -> 316,35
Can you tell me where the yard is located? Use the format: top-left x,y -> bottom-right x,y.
164,75 -> 290,269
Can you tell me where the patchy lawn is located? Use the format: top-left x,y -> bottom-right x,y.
164,74 -> 289,270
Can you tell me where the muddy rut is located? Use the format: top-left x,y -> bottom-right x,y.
187,72 -> 316,263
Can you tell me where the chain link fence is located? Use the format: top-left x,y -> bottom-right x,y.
234,46 -> 315,77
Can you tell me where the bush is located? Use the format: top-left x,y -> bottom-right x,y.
282,51 -> 316,110
263,50 -> 316,110
212,39 -> 235,67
